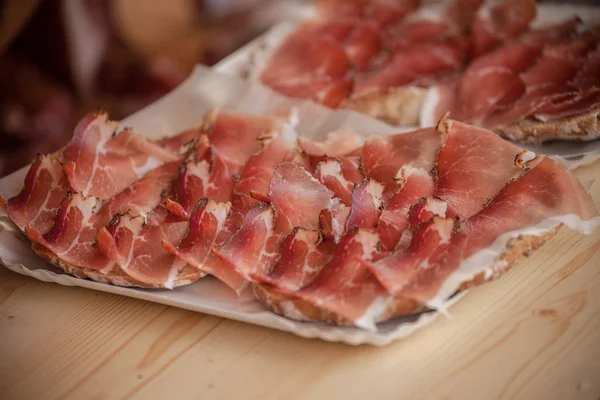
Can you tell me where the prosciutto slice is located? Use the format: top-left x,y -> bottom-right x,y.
213,204 -> 279,281
252,228 -> 336,292
215,162 -> 335,284
26,162 -> 179,273
398,156 -> 600,308
279,229 -> 384,330
362,128 -> 442,183
471,0 -> 536,57
435,120 -> 526,219
62,111 -> 179,200
270,163 -> 335,233
96,195 -> 189,288
314,158 -> 364,206
346,179 -> 385,231
369,216 -> 455,295
377,166 -> 435,251
232,123 -> 298,215
0,155 -> 69,233
161,199 -> 240,289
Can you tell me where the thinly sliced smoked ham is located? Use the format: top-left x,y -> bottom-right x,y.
27,162 -> 179,273
435,120 -> 526,219
251,228 -> 336,292
270,162 -> 335,233
362,128 -> 442,183
278,229 -> 384,330
232,123 -> 298,214
0,155 -> 69,233
400,156 -> 599,308
377,166 -> 435,251
213,203 -> 279,281
369,216 -> 455,295
62,111 -> 178,200
161,199 -> 242,290
471,0 -> 536,57
346,179 -> 385,231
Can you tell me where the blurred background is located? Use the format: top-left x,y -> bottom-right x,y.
0,0 -> 293,177
0,0 -> 594,178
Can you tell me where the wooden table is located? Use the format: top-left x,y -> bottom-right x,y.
1,161 -> 599,400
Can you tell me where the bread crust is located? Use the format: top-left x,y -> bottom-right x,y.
495,108 -> 600,144
345,86 -> 427,126
253,226 -> 561,325
31,243 -> 204,289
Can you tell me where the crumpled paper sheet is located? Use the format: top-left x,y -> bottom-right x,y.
214,4 -> 600,170
0,65 -> 464,346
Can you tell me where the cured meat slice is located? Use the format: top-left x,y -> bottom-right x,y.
265,78 -> 354,109
252,228 -> 336,292
0,155 -> 69,233
97,213 -> 189,288
215,162 -> 335,284
260,30 -> 350,87
279,229 -> 383,330
400,156 -> 600,308
232,123 -> 298,215
366,0 -> 419,28
27,162 -> 179,273
449,20 -> 582,123
471,0 -> 536,57
346,179 -> 385,231
362,128 -> 442,183
62,111 -> 178,200
435,120 -> 526,219
345,21 -> 383,71
353,37 -> 468,97
204,110 -> 284,171
161,199 -> 244,290
377,166 -> 435,251
269,162 -> 335,233
319,198 -> 351,242
314,158 -> 363,206
298,131 -> 364,159
175,144 -> 232,215
213,204 -> 280,280
368,216 -> 455,294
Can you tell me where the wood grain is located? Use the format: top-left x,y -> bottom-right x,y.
1,161 -> 600,400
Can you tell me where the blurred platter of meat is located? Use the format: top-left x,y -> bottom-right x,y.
221,0 -> 600,146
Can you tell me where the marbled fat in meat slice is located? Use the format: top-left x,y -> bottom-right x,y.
346,179 -> 385,231
377,166 -> 435,251
213,204 -> 280,281
279,229 -> 384,330
96,194 -> 190,288
232,123 -> 298,215
1,155 -> 69,233
362,128 -> 443,183
62,111 -> 178,200
368,216 -> 455,294
161,199 -> 243,290
27,162 -> 179,273
435,120 -> 526,220
314,158 -> 363,206
251,228 -> 336,292
319,198 -> 351,242
400,156 -> 600,308
269,162 -> 335,233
